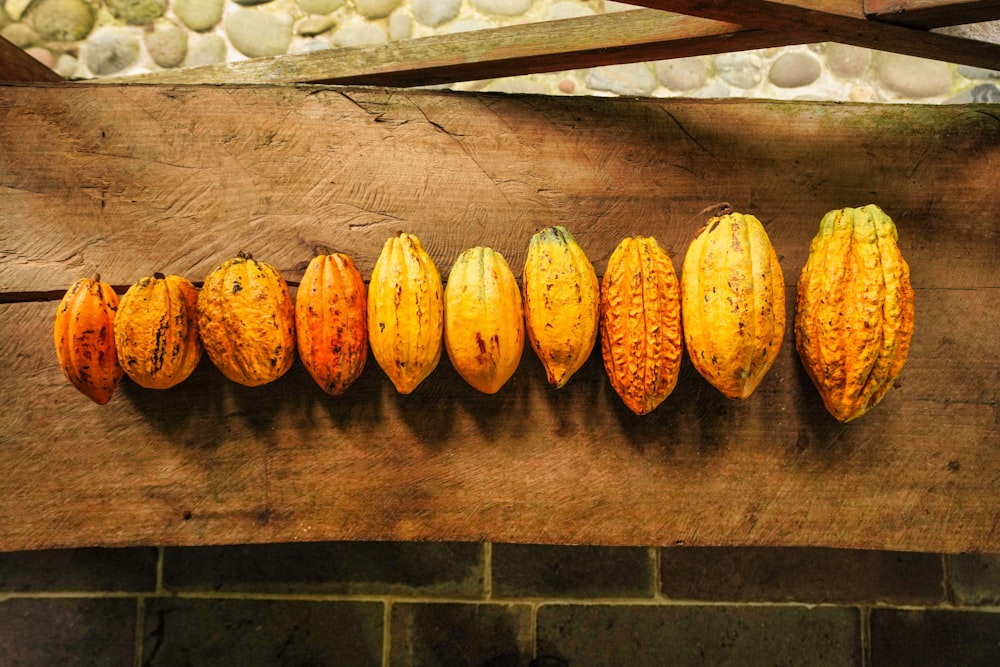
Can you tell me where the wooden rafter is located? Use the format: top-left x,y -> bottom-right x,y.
0,36 -> 62,83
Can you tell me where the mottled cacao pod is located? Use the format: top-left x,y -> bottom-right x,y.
681,211 -> 786,399
522,226 -> 600,388
53,275 -> 123,404
295,252 -> 368,396
795,205 -> 915,422
444,246 -> 524,394
115,273 -> 202,389
368,233 -> 443,394
600,236 -> 683,415
197,252 -> 296,387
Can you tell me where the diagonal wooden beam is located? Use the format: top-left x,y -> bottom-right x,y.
0,35 -> 62,83
864,0 -> 1000,28
100,10 -> 801,87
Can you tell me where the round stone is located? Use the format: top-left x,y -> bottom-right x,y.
714,52 -> 762,89
145,20 -> 187,69
54,53 -> 78,78
296,0 -> 345,12
547,1 -> 594,19
25,46 -> 54,68
485,77 -> 547,95
768,51 -> 821,88
232,0 -> 275,5
85,26 -> 140,75
1,22 -> 37,47
332,21 -> 388,47
355,0 -> 401,19
585,63 -> 657,96
957,65 -> 1000,80
173,0 -> 224,32
186,33 -> 227,67
412,0 -> 460,27
105,0 -> 165,25
388,10 -> 412,40
294,38 -> 332,53
875,53 -> 953,98
444,19 -> 492,33
225,9 -> 293,58
655,57 -> 707,91
825,43 -> 870,79
472,0 -> 532,16
26,0 -> 95,41
295,15 -> 336,36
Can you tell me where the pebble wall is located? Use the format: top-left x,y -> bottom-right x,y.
3,0 -> 999,102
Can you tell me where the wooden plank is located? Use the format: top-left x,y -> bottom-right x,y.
640,0 -> 1000,68
0,36 -> 62,83
865,0 -> 1000,28
1,84 -> 999,554
102,10 -> 791,88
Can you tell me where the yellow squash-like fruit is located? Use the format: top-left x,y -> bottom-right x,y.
295,252 -> 368,396
600,236 -> 683,415
681,211 -> 786,399
368,233 -> 443,394
114,273 -> 202,389
53,275 -> 123,404
795,204 -> 915,422
197,252 -> 296,387
522,226 -> 600,388
444,246 -> 524,394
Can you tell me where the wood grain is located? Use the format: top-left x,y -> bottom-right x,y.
1,84 -> 998,554
0,36 -> 62,83
865,0 -> 1000,27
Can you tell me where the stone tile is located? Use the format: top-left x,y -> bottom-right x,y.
870,608 -> 1000,667
143,598 -> 382,666
536,603 -> 861,667
0,547 -> 157,592
659,547 -> 944,604
390,602 -> 532,667
163,541 -> 483,596
949,553 -> 1000,606
0,597 -> 136,667
492,543 -> 653,599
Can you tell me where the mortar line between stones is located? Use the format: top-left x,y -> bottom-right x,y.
382,599 -> 391,667
133,596 -> 145,667
860,605 -> 871,667
650,546 -> 662,599
484,541 -> 494,600
940,553 -> 952,605
155,546 -> 165,595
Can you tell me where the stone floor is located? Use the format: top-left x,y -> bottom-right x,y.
3,0 -> 999,102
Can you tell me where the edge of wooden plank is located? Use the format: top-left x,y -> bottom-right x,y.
0,35 -> 62,84
865,0 -> 1000,28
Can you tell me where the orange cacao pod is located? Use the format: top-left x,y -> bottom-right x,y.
600,236 -> 683,415
795,205 -> 915,422
368,233 -> 443,394
444,246 -> 524,394
522,226 -> 600,388
197,252 -> 296,386
295,252 -> 368,395
115,273 -> 202,389
681,211 -> 786,399
53,275 -> 123,404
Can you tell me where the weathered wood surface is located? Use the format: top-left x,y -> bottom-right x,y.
1,84 -> 998,554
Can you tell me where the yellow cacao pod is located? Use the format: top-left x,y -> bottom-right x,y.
368,233 -> 443,394
795,204 -> 915,422
444,246 -> 524,394
522,226 -> 600,388
681,211 -> 786,399
115,273 -> 202,389
197,253 -> 296,387
295,252 -> 368,396
53,275 -> 123,404
600,236 -> 683,415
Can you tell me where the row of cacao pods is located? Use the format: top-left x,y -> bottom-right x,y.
54,204 -> 914,422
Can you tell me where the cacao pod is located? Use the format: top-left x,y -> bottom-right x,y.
368,233 -> 443,394
197,252 -> 296,387
681,211 -> 786,399
522,226 -> 600,388
600,236 -> 683,415
115,273 -> 203,389
53,275 -> 123,404
795,204 -> 915,422
444,246 -> 524,394
295,252 -> 368,396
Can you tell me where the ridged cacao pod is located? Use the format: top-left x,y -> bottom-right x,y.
681,211 -> 786,399
444,246 -> 524,394
795,204 -> 915,422
115,273 -> 202,389
368,233 -> 443,394
522,226 -> 600,388
295,252 -> 368,396
600,236 -> 683,415
197,252 -> 296,387
53,275 -> 123,404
